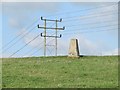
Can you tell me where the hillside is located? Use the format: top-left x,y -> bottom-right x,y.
2,56 -> 118,88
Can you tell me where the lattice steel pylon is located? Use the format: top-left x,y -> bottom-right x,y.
38,16 -> 65,56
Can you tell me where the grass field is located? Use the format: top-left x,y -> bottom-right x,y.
2,56 -> 118,88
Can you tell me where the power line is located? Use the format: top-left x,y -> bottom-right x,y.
65,20 -> 116,28
63,12 -> 117,23
2,18 -> 39,51
5,21 -> 56,56
64,28 -> 118,35
3,21 -> 56,57
23,34 -> 44,56
9,34 -> 40,57
45,3 -> 117,18
64,24 -> 117,33
2,26 -> 36,53
43,5 -> 117,26
24,43 -> 43,57
62,9 -> 117,20
24,32 -> 56,57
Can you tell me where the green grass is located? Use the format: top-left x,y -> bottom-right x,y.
2,56 -> 118,88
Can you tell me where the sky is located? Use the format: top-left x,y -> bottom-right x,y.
0,1 -> 119,57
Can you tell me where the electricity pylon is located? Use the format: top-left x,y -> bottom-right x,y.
38,16 -> 65,56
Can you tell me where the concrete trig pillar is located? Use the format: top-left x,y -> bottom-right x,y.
68,39 -> 79,58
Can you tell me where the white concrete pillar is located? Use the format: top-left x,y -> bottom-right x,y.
68,39 -> 79,58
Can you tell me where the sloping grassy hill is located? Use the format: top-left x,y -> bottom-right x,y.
2,56 -> 118,88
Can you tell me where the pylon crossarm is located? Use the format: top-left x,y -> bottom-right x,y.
41,16 -> 62,22
38,25 -> 65,30
41,33 -> 62,38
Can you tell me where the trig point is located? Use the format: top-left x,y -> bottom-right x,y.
68,39 -> 80,58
